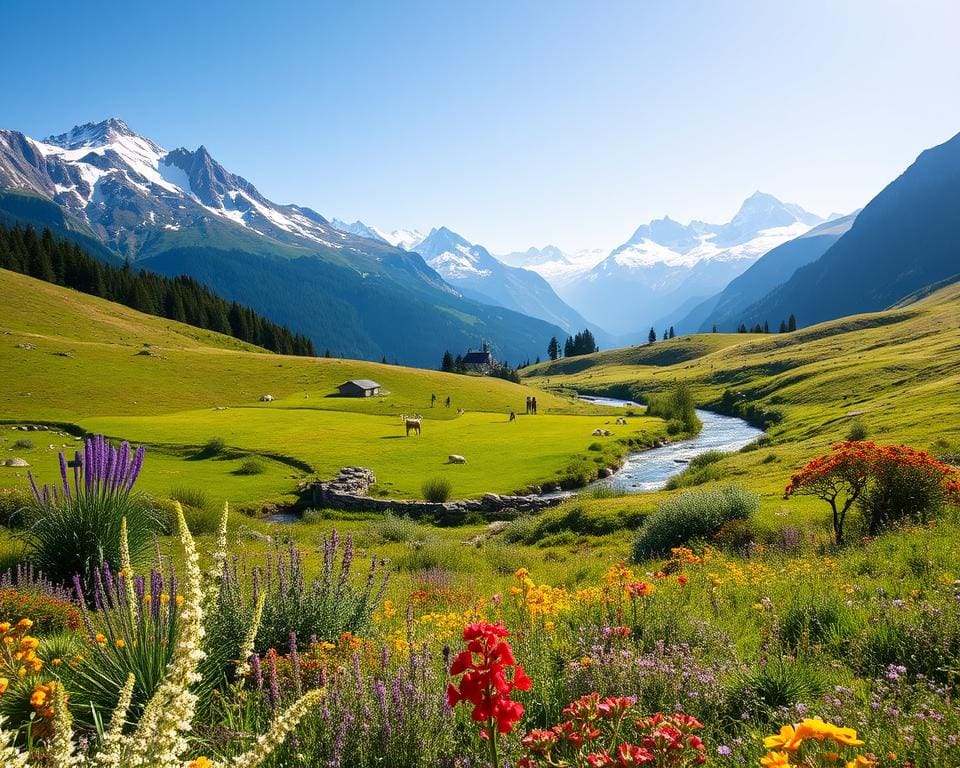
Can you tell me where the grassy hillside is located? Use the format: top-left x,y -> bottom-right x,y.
0,268 -> 667,504
523,281 -> 960,529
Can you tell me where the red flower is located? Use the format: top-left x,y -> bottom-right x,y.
446,621 -> 531,736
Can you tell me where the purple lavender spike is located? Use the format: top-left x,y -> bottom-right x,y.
251,653 -> 263,690
84,439 -> 93,493
150,569 -> 162,620
27,471 -> 42,504
58,452 -> 71,501
104,445 -> 117,495
73,451 -> 82,498
127,445 -> 145,491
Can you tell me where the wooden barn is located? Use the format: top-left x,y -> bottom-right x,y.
337,379 -> 382,397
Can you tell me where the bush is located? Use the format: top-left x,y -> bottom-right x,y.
587,442 -> 603,452
740,435 -> 772,453
198,436 -> 227,457
632,485 -> 759,560
369,512 -> 423,543
11,438 -> 34,450
395,538 -> 468,573
846,419 -> 870,441
170,486 -> 208,510
235,458 -> 265,475
0,486 -> 32,528
665,451 -> 727,490
780,593 -> 860,652
22,436 -> 160,587
646,383 -> 701,434
421,477 -> 452,503
732,660 -> 824,719
0,587 -> 80,634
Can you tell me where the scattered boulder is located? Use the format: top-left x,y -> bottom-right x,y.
15,343 -> 35,350
4,458 -> 30,467
259,394 -> 274,402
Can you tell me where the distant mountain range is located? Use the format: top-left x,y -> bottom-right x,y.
672,212 -> 858,333
558,192 -> 825,338
329,220 -> 606,340
0,119 -> 567,367
498,244 -> 609,288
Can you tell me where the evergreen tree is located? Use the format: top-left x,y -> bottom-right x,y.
440,350 -> 454,372
648,328 -> 657,344
763,320 -> 769,334
788,314 -> 797,332
547,336 -> 560,361
668,326 -> 675,339
564,337 -> 574,357
779,320 -> 787,333
712,324 -> 718,333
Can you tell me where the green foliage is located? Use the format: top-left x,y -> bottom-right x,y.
394,538 -> 468,572
0,222 -> 316,356
11,439 -> 34,450
421,477 -> 453,503
587,441 -> 603,452
199,436 -> 227,457
21,492 -> 161,588
367,512 -> 424,543
0,487 -> 32,528
503,502 -> 647,544
779,593 -> 860,652
0,589 -> 80,634
235,458 -> 265,475
632,485 -> 759,560
646,383 -> 701,434
665,450 -> 727,489
733,659 -> 824,718
846,419 -> 870,441
169,486 -> 208,510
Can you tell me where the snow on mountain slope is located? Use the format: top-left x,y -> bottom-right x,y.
499,245 -> 608,289
562,192 -> 822,337
0,118 -> 362,258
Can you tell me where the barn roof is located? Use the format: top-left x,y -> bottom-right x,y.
340,379 -> 381,389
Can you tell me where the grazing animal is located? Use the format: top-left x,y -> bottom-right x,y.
592,428 -> 613,437
509,410 -> 517,422
405,418 -> 422,436
615,417 -> 629,425
448,454 -> 467,464
457,408 -> 465,416
259,394 -> 274,402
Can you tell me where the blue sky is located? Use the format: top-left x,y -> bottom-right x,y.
3,0 -> 959,252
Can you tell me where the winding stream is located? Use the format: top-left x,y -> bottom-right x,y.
578,397 -> 765,493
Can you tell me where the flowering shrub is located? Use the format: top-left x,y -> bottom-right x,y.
22,435 -> 161,586
447,621 -> 531,767
520,694 -> 707,767
785,442 -> 959,544
0,588 -> 79,636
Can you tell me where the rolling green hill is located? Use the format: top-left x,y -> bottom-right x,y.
0,268 -> 667,504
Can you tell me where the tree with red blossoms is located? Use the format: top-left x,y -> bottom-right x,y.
446,621 -> 532,768
786,441 -> 960,545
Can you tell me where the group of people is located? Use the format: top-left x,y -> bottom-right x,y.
525,396 -> 538,415
430,394 -> 452,408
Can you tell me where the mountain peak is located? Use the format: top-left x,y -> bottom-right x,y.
45,117 -> 140,150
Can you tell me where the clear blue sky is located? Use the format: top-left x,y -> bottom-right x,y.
3,0 -> 959,253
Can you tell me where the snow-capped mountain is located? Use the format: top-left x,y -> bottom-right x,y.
0,118 -> 569,367
413,226 -> 604,338
562,192 -> 823,337
498,245 -> 608,288
0,118 -> 374,259
330,219 -> 426,251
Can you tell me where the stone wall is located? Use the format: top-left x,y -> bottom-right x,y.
300,467 -> 568,522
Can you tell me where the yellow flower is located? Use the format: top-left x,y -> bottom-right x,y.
514,567 -> 529,579
16,618 -> 33,630
115,638 -> 126,648
51,658 -> 62,666
187,758 -> 214,768
764,724 -> 803,752
95,633 -> 107,646
845,757 -> 876,768
0,677 -> 8,695
579,656 -> 592,667
30,688 -> 48,707
760,751 -> 791,767
175,594 -> 185,607
0,622 -> 10,634
19,636 -> 39,651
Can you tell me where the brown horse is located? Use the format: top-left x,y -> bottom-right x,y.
405,418 -> 422,436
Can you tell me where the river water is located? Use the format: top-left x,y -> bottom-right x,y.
578,397 -> 765,493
